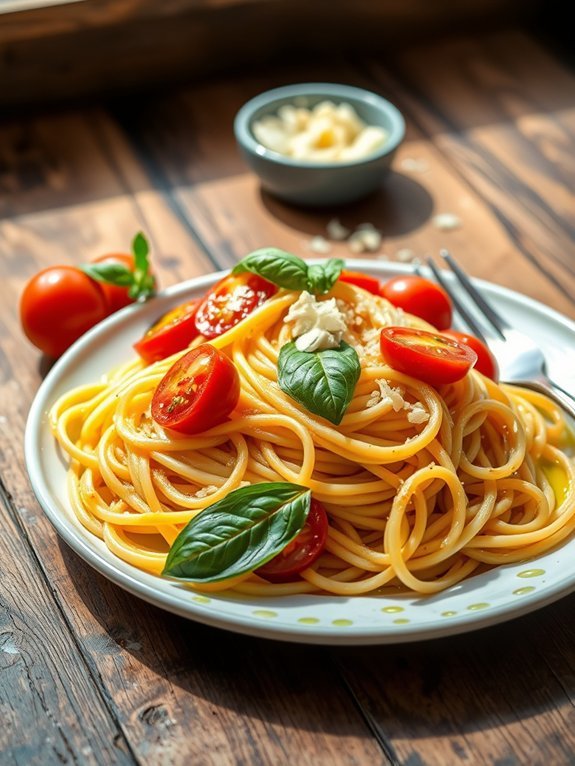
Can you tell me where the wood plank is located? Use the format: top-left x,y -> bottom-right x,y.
0,490 -> 135,765
0,107 -> 387,764
0,106 -> 216,277
332,599 -> 575,765
373,30 -> 575,312
1,0 -> 537,108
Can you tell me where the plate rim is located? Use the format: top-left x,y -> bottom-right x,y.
24,260 -> 575,645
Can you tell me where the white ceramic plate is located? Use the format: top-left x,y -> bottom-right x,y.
25,261 -> 575,645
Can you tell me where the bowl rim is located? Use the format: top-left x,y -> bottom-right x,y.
234,82 -> 406,170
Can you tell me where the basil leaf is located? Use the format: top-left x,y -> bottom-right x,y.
132,232 -> 150,273
131,232 -> 156,301
81,263 -> 135,286
163,482 -> 311,582
306,258 -> 344,295
278,341 -> 361,425
233,248 -> 309,291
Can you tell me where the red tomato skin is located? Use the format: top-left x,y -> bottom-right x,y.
379,327 -> 477,386
442,330 -> 499,382
380,276 -> 453,330
20,266 -> 108,358
255,498 -> 329,583
339,270 -> 381,295
134,300 -> 201,364
194,273 -> 277,339
151,345 -> 240,434
91,253 -> 136,314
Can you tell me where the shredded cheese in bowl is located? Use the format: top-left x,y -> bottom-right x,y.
253,100 -> 388,163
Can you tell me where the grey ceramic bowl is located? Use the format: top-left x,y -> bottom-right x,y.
234,83 -> 405,207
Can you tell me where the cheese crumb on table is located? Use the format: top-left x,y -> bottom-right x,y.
432,213 -> 462,231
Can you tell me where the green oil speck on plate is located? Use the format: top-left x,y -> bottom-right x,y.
513,586 -> 536,596
381,606 -> 404,614
517,569 -> 545,579
441,611 -> 457,618
253,610 -> 278,619
297,617 -> 320,625
192,596 -> 211,604
467,602 -> 490,611
393,618 -> 410,625
332,619 -> 353,627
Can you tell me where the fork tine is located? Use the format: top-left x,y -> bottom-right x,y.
440,250 -> 510,338
424,258 -> 490,344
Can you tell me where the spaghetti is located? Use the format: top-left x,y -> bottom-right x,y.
50,279 -> 575,596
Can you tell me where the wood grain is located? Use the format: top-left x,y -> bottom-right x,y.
0,490 -> 135,765
376,31 -> 575,312
333,599 -> 575,766
0,0 -> 541,106
2,27 -> 575,766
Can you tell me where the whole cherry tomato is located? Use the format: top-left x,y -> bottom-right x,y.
256,498 -> 328,582
134,299 -> 201,364
194,273 -> 277,339
379,326 -> 477,386
20,266 -> 108,358
151,344 -> 240,434
380,276 -> 452,330
442,330 -> 499,381
91,253 -> 137,314
85,233 -> 155,314
339,270 -> 382,295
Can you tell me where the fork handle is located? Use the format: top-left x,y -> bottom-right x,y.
510,378 -> 575,422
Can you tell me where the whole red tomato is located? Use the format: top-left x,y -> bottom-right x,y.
91,253 -> 136,314
380,276 -> 452,330
20,266 -> 109,358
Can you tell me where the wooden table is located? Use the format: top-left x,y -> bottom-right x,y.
2,28 -> 575,766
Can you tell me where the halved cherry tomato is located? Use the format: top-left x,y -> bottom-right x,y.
91,253 -> 137,314
339,270 -> 381,295
194,273 -> 277,339
442,330 -> 499,382
151,345 -> 240,434
380,276 -> 452,330
256,498 -> 328,583
20,266 -> 108,358
134,300 -> 200,364
380,327 -> 477,386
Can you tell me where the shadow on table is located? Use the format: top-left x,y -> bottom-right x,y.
59,537 -> 575,747
260,171 -> 434,240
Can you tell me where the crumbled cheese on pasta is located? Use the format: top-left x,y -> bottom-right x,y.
407,403 -> 430,424
376,378 -> 406,412
284,291 -> 347,352
195,485 -> 217,498
366,378 -> 429,424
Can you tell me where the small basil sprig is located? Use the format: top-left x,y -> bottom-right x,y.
278,341 -> 361,425
81,232 -> 156,301
233,248 -> 344,295
163,483 -> 311,583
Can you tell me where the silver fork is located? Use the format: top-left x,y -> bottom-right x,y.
424,250 -> 575,421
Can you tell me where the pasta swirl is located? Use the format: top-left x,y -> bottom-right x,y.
50,282 -> 575,596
